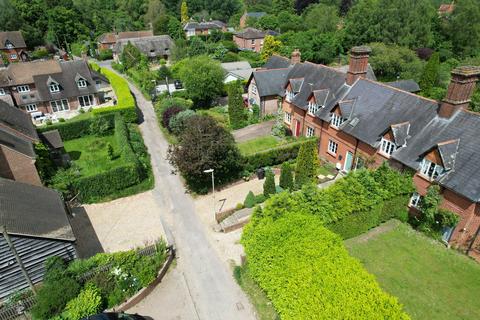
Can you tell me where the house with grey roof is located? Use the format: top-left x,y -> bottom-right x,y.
0,178 -> 77,300
221,61 -> 253,83
274,45 -> 480,260
184,20 -> 226,38
0,31 -> 27,64
0,60 -> 108,119
97,30 -> 154,51
113,35 -> 174,62
233,28 -> 278,53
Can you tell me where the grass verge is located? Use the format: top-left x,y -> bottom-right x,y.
238,136 -> 282,156
345,220 -> 480,320
233,264 -> 279,320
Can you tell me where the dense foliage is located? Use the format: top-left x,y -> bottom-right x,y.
167,115 -> 243,193
279,162 -> 294,190
294,139 -> 319,189
263,170 -> 276,197
227,82 -> 248,129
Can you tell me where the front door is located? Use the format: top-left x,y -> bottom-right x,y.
295,120 -> 301,137
344,151 -> 353,172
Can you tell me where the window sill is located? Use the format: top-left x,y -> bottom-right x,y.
378,151 -> 392,159
417,173 -> 435,183
327,150 -> 337,157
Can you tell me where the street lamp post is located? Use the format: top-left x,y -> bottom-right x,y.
203,169 -> 215,220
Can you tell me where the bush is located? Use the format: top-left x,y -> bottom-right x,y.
169,109 -> 196,135
155,97 -> 193,115
243,138 -> 317,172
263,170 -> 276,198
294,140 -> 319,189
241,213 -> 410,319
162,106 -> 185,131
279,162 -> 294,190
89,116 -> 111,136
63,284 -> 103,320
97,49 -> 113,61
254,194 -> 266,204
244,191 -> 256,208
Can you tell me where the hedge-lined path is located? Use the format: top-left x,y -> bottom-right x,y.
233,120 -> 275,143
98,62 -> 256,320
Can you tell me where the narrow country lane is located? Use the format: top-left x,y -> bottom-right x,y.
98,62 -> 256,320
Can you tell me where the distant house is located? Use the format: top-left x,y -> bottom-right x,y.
113,35 -> 174,62
183,21 -> 226,38
97,30 -> 154,51
0,60 -> 108,117
0,178 -> 77,300
0,100 -> 42,186
221,61 -> 253,83
233,28 -> 278,53
0,31 -> 28,64
240,12 -> 266,28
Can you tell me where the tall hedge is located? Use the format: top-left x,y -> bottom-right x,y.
243,138 -> 317,171
294,139 -> 319,189
37,114 -> 114,141
241,213 -> 410,319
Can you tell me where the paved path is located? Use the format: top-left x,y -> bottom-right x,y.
233,120 -> 275,143
99,63 -> 255,320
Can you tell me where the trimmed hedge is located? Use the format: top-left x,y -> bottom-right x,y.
37,114 -> 114,141
243,138 -> 317,171
73,114 -> 142,202
242,213 -> 410,319
93,105 -> 137,123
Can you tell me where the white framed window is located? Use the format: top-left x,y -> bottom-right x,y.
10,54 -> 17,60
49,83 -> 60,93
306,126 -> 314,137
78,95 -> 95,107
17,85 -> 30,93
380,137 -> 396,156
328,140 -> 338,155
285,90 -> 295,102
251,84 -> 257,95
77,79 -> 87,88
308,101 -> 319,115
284,112 -> 292,124
6,42 -> 14,49
409,192 -> 422,208
420,158 -> 444,180
187,29 -> 195,37
330,113 -> 344,128
50,99 -> 69,112
25,104 -> 37,112
0,88 -> 5,96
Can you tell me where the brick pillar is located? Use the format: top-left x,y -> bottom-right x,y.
346,46 -> 371,86
439,66 -> 480,118
291,49 -> 301,65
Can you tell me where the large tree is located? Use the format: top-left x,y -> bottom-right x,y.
178,55 -> 224,107
227,82 -> 248,129
449,0 -> 480,57
167,115 -> 243,193
304,3 -> 340,34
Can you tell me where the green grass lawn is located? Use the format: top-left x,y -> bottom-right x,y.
64,135 -> 127,176
238,136 -> 281,155
345,220 -> 480,320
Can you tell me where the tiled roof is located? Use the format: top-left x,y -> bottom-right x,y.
386,79 -> 420,93
0,31 -> 26,50
264,55 -> 291,69
0,100 -> 38,141
235,28 -> 266,39
252,68 -> 291,97
0,178 -> 75,241
97,30 -> 153,44
113,35 -> 174,58
3,60 -> 62,85
40,129 -> 63,149
184,21 -> 225,30
0,127 -> 35,157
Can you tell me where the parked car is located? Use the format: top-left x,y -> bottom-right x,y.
174,79 -> 183,90
81,312 -> 148,320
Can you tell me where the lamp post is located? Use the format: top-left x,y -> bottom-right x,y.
203,169 -> 215,220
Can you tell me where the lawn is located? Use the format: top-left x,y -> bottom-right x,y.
345,220 -> 480,320
238,136 -> 281,155
64,135 -> 127,176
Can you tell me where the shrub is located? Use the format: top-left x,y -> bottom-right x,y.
107,143 -> 114,160
241,213 -> 410,319
244,191 -> 256,208
254,194 -> 266,204
236,203 -> 244,210
227,82 -> 248,129
294,140 -> 319,189
89,116 -> 111,136
155,97 -> 193,115
243,138 -> 317,171
249,104 -> 260,124
97,49 -> 113,61
63,284 -> 103,320
169,109 -> 196,135
279,162 -> 294,190
162,106 -> 185,131
263,170 -> 276,198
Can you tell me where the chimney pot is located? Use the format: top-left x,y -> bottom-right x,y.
291,49 -> 301,65
346,46 -> 372,86
439,66 -> 480,118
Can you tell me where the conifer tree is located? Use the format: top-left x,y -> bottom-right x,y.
263,170 -> 276,198
227,82 -> 248,129
419,52 -> 440,93
294,141 -> 319,189
279,162 -> 294,190
244,191 -> 256,208
181,1 -> 189,24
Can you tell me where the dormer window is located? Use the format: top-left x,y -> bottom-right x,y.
17,85 -> 30,93
77,79 -> 87,88
49,83 -> 60,93
5,41 -> 13,49
379,137 -> 396,156
330,113 -> 344,128
420,158 -> 444,180
308,101 -> 319,115
286,90 -> 295,102
0,88 -> 5,96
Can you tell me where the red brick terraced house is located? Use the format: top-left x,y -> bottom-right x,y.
256,46 -> 480,260
0,31 -> 28,64
233,28 -> 278,53
0,59 -> 107,117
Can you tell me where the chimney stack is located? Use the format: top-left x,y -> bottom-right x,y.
291,49 -> 301,65
346,46 -> 371,86
439,66 -> 480,118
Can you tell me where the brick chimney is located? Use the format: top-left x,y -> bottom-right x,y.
346,46 -> 371,86
439,66 -> 480,118
291,49 -> 301,65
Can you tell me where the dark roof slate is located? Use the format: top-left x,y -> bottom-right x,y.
0,178 -> 75,241
0,127 -> 35,157
0,31 -> 26,49
0,100 -> 38,141
386,79 -> 421,93
113,35 -> 174,58
391,122 -> 410,146
40,130 -> 63,149
184,21 -> 225,30
264,55 -> 291,69
252,68 -> 290,97
235,28 -> 266,39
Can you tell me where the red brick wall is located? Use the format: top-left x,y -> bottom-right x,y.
1,48 -> 25,63
233,35 -> 263,53
0,146 -> 42,186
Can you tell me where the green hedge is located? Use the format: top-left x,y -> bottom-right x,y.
93,104 -> 137,124
73,114 -> 141,202
242,213 -> 410,319
37,114 -> 114,141
243,138 -> 317,171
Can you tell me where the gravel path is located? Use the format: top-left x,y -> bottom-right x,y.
97,62 -> 256,320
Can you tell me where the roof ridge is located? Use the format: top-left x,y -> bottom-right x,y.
361,78 -> 439,104
304,61 -> 348,76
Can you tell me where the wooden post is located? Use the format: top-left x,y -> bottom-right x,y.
1,226 -> 37,294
